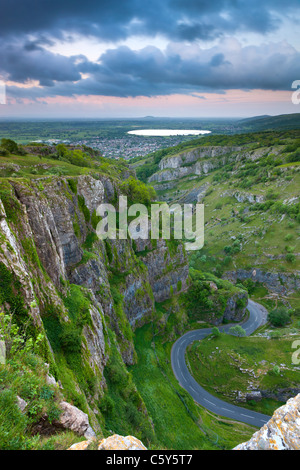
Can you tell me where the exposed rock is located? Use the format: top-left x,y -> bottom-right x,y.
67,434 -> 147,451
221,190 -> 264,204
0,199 -> 6,218
57,401 -> 96,438
30,400 -> 96,438
260,388 -> 300,403
16,396 -> 28,412
223,268 -> 300,296
234,394 -> 300,450
149,146 -> 242,183
134,239 -> 189,303
98,434 -> 147,450
0,339 -> 5,364
68,440 -> 94,450
246,391 -> 262,402
0,174 -> 190,442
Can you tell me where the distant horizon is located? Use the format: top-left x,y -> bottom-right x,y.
0,112 -> 298,122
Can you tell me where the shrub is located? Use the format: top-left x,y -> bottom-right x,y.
286,253 -> 296,263
120,177 -> 156,206
211,326 -> 221,337
268,307 -> 290,327
0,138 -> 19,154
228,325 -> 246,337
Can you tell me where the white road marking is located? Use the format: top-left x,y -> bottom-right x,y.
204,398 -> 216,407
222,407 -> 233,413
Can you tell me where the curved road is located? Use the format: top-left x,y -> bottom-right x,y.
171,299 -> 270,427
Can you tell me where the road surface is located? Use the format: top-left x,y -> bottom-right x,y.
171,299 -> 270,427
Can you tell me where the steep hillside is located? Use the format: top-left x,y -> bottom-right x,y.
141,131 -> 300,303
0,143 -> 192,448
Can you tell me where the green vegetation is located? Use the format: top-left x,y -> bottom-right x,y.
130,322 -> 257,449
0,125 -> 299,450
0,139 -> 132,180
185,269 -> 247,324
132,129 -> 300,181
120,176 -> 156,205
268,307 -> 291,327
0,310 -> 82,450
100,329 -> 155,447
186,331 -> 300,416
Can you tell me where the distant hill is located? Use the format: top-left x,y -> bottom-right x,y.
238,113 -> 300,131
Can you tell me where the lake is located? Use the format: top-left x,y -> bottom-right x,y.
127,129 -> 211,136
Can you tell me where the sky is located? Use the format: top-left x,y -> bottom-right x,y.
0,0 -> 300,118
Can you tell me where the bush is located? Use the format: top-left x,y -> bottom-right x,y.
287,150 -> 300,163
120,177 -> 156,206
0,138 -> 19,154
60,326 -> 82,354
228,325 -> 246,337
99,395 -> 115,414
268,307 -> 290,327
211,326 -> 221,337
286,253 -> 296,263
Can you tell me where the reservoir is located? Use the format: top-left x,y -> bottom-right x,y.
127,129 -> 211,136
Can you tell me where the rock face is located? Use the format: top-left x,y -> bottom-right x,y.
0,173 -> 190,438
134,238 -> 189,303
56,401 -> 96,438
149,146 -> 241,183
234,394 -> 300,450
223,268 -> 300,296
31,401 -> 96,438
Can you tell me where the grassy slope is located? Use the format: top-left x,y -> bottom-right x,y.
130,323 -> 257,450
152,133 -> 300,275
186,330 -> 300,416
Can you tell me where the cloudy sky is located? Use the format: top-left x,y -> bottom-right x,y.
0,0 -> 300,118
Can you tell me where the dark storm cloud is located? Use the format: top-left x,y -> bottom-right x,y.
0,0 -> 299,42
0,42 -> 83,85
1,0 -> 299,100
6,41 -> 300,101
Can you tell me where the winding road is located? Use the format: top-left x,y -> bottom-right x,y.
171,299 -> 271,427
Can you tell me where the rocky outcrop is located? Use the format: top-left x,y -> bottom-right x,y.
56,401 -> 96,438
68,434 -> 147,450
133,238 -> 189,303
98,434 -> 147,450
158,146 -> 241,171
220,190 -> 265,204
149,146 -> 241,183
223,268 -> 300,296
31,401 -> 96,438
234,394 -> 300,450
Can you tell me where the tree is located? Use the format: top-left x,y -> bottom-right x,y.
229,325 -> 246,337
1,138 -> 19,154
268,307 -> 290,327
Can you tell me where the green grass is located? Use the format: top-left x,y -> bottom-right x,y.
130,323 -> 257,450
186,331 -> 300,415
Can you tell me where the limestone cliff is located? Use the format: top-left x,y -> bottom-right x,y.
148,145 -> 241,183
233,394 -> 300,450
0,173 -> 189,435
223,268 -> 300,297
